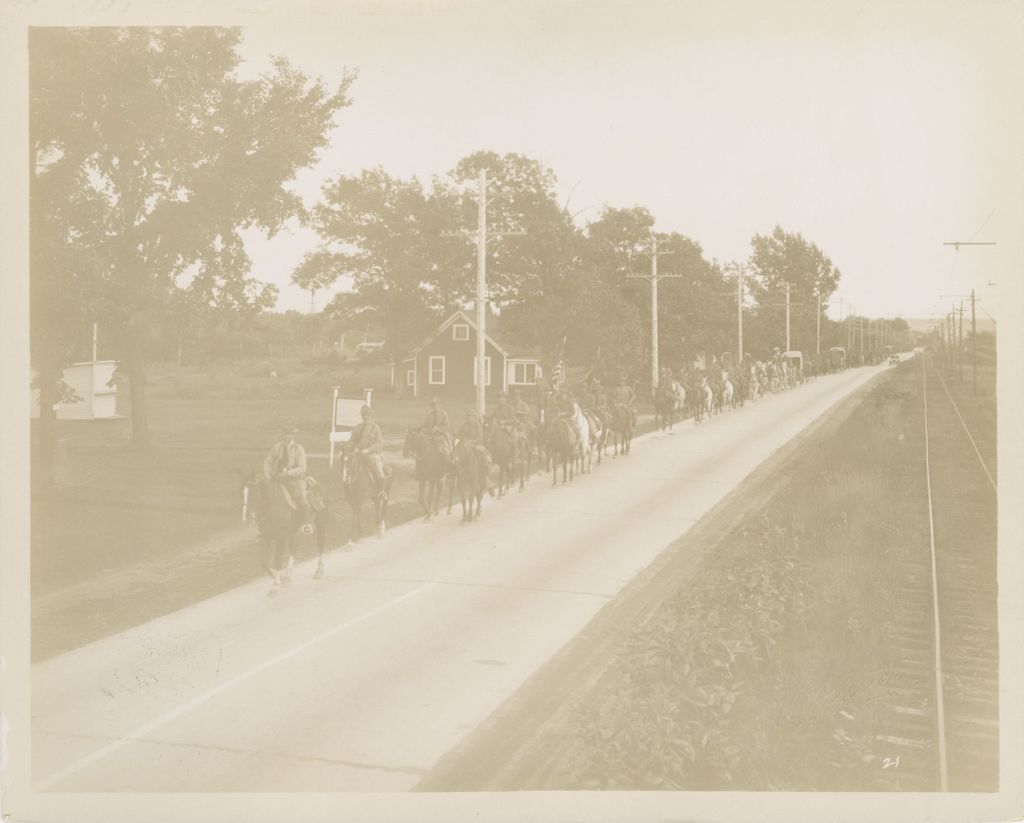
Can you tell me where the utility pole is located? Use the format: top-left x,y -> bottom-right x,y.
816,288 -> 821,355
475,170 -> 487,415
951,303 -> 957,377
947,313 -> 954,371
785,282 -> 791,352
628,235 -> 679,392
971,289 -> 977,394
738,266 -> 745,364
443,168 -> 525,416
958,300 -> 965,381
942,238 -> 997,388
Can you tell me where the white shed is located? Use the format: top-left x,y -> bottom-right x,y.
31,360 -> 120,420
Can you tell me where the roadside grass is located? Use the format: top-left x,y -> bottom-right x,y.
522,358 -> 983,790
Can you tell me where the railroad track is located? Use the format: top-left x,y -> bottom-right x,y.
871,353 -> 998,791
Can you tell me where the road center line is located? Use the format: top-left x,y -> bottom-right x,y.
36,581 -> 438,791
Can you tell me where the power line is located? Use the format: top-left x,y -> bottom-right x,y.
968,208 -> 996,243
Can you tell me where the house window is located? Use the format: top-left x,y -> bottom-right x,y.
472,356 -> 491,386
406,369 -> 415,387
453,324 -> 469,341
512,362 -> 538,385
429,356 -> 446,385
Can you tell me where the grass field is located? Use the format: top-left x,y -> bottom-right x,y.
419,352 -> 998,791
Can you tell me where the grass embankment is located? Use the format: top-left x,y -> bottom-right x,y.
423,355 -> 996,791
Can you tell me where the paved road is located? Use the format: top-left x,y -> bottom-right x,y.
33,362 -> 894,792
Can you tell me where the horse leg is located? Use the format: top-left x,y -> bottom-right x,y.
419,479 -> 431,521
376,491 -> 387,538
314,514 -> 327,579
350,499 -> 362,544
282,535 -> 295,586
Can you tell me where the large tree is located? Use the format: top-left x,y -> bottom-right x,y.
747,226 -> 841,356
580,207 -> 731,380
303,151 -> 581,359
30,27 -> 354,446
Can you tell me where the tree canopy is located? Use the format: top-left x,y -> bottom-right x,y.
30,26 -> 355,444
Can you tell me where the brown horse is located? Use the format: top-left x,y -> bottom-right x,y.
484,419 -> 524,496
546,415 -> 580,486
403,426 -> 454,520
654,384 -> 677,432
338,450 -> 390,541
452,440 -> 492,521
241,472 -> 330,594
606,403 -> 634,456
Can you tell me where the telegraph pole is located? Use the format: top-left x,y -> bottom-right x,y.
943,239 -> 997,390
958,300 -> 965,381
738,266 -> 745,364
628,235 -> 679,392
971,289 -> 977,394
476,170 -> 488,414
785,282 -> 791,352
816,288 -> 821,355
443,168 -> 525,416
947,313 -> 954,371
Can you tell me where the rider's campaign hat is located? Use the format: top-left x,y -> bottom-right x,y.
279,422 -> 299,434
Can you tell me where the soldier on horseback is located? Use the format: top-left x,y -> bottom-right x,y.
263,423 -> 314,533
458,408 -> 496,494
613,377 -> 637,427
346,405 -> 390,502
494,391 -> 518,435
424,397 -> 452,460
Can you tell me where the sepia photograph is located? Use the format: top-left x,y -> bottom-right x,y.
2,0 -> 1022,821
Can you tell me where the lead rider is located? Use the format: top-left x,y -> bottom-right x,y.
263,423 -> 314,533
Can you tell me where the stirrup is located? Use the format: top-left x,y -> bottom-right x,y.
301,522 -> 314,535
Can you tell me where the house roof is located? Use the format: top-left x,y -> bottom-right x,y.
408,310 -> 541,360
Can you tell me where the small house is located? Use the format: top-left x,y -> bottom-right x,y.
392,310 -> 543,401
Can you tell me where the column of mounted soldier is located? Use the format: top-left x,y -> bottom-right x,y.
259,348 -> 848,533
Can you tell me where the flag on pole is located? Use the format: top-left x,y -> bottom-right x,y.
550,336 -> 567,387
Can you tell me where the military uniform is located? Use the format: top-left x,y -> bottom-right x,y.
347,415 -> 388,496
263,434 -> 311,519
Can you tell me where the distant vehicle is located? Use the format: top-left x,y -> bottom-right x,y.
828,346 -> 847,370
889,354 -> 900,366
782,351 -> 803,372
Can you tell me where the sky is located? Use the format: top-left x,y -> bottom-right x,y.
232,0 -> 1023,323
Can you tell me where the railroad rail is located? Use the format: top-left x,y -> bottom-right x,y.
870,353 -> 998,791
